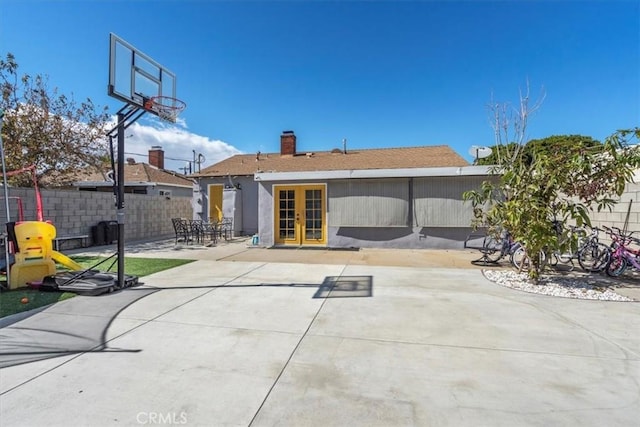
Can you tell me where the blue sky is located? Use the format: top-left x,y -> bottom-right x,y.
2,0 -> 638,172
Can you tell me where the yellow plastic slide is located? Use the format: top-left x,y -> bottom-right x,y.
51,250 -> 83,271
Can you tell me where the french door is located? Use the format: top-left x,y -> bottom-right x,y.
274,185 -> 326,245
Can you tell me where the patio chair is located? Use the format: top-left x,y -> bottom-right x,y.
188,220 -> 206,244
201,221 -> 219,245
219,217 -> 233,241
172,218 -> 191,244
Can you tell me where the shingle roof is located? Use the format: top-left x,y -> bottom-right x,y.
195,145 -> 469,177
125,163 -> 192,186
75,163 -> 192,187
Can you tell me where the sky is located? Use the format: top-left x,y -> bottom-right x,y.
1,0 -> 638,173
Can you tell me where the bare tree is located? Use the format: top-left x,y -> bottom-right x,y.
487,80 -> 546,166
0,53 -> 111,187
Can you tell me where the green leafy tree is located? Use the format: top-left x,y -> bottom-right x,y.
464,84 -> 640,282
476,135 -> 601,166
0,53 -> 111,187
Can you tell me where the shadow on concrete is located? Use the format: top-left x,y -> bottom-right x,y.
145,276 -> 374,299
313,275 -> 373,298
0,288 -> 157,369
0,274 -> 375,369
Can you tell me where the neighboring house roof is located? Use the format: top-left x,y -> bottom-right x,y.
74,163 -> 193,188
195,145 -> 469,178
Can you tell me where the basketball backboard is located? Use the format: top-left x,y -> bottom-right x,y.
108,33 -> 180,122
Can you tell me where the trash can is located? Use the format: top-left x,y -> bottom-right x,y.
91,222 -> 107,246
105,221 -> 118,244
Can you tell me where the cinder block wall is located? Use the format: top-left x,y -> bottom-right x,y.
589,181 -> 639,233
1,188 -> 192,245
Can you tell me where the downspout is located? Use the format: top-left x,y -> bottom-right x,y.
408,177 -> 414,227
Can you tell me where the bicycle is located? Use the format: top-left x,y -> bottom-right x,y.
603,226 -> 640,277
576,227 -> 610,272
465,229 -> 522,265
511,223 -> 597,272
549,223 -> 589,269
510,221 -> 576,271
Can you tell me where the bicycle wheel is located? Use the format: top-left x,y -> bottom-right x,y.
511,247 -> 546,271
605,255 -> 628,277
557,252 -> 573,264
577,242 -> 611,273
482,235 -> 505,263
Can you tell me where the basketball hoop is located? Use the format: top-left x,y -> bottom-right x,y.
144,95 -> 186,123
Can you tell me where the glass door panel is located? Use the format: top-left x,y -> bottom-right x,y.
303,189 -> 324,243
276,189 -> 297,243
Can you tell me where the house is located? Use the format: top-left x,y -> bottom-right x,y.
73,146 -> 194,197
193,131 -> 492,249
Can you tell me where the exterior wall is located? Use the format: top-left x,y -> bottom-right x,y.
14,172 -> 628,250
413,176 -> 480,226
194,176 -> 258,235
151,184 -> 193,198
327,176 -> 484,248
258,182 -> 275,246
329,179 -> 409,227
257,174 -> 640,249
1,187 -> 192,247
257,177 -> 484,249
588,180 -> 640,233
328,226 -> 474,249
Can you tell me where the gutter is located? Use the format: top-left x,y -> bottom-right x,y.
254,165 -> 494,182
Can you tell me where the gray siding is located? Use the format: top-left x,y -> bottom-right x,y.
413,176 -> 481,227
329,179 -> 409,227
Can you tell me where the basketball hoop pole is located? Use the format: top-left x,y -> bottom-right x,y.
106,104 -> 146,289
116,112 -> 126,288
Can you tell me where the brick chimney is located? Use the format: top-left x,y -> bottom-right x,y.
148,146 -> 164,169
280,131 -> 296,156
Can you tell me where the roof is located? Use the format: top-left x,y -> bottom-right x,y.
195,145 -> 469,178
74,163 -> 193,187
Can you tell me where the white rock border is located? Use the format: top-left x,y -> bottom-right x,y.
482,269 -> 635,302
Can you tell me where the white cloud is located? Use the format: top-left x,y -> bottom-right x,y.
109,115 -> 241,173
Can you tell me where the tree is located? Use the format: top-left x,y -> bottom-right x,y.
476,135 -> 601,166
464,83 -> 640,282
0,53 -> 111,187
475,143 -> 518,166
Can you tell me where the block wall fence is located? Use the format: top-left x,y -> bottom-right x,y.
588,181 -> 639,233
1,188 -> 193,246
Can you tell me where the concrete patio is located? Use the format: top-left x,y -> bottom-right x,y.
1,238 -> 638,426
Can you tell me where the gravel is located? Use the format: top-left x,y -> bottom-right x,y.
483,269 -> 635,301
